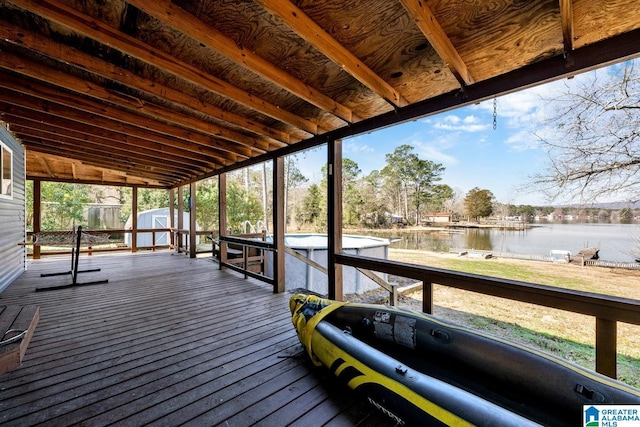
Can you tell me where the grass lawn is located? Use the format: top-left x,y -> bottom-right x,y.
386,248 -> 640,388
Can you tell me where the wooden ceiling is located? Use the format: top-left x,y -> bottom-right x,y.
1,0 -> 639,188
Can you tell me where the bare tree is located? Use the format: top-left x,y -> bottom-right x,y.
531,60 -> 640,203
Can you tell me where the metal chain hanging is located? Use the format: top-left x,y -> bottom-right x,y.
493,97 -> 498,130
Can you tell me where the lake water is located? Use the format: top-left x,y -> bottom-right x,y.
367,223 -> 640,262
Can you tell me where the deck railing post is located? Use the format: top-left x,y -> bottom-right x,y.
327,139 -> 343,301
189,182 -> 197,258
131,186 -> 138,253
218,173 -> 228,268
169,188 -> 175,250
596,317 -> 617,378
33,179 -> 41,260
272,157 -> 285,293
177,186 -> 184,254
422,281 -> 433,314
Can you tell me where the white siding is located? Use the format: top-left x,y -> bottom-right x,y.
0,126 -> 25,291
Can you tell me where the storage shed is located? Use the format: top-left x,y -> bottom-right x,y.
124,207 -> 197,248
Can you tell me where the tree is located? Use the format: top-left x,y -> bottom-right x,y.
285,155 -> 308,229
40,182 -> 92,230
225,180 -> 264,233
382,145 -> 445,224
464,187 -> 494,221
532,60 -> 640,202
297,183 -> 324,230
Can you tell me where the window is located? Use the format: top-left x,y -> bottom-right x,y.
0,141 -> 12,199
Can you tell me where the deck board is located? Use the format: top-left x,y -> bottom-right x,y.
0,251 -> 393,426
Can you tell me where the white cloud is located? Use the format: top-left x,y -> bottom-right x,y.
431,113 -> 491,132
402,134 -> 460,165
505,130 -> 542,151
343,139 -> 374,154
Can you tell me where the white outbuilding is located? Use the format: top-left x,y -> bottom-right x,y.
124,207 -> 198,247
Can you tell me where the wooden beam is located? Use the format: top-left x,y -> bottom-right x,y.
559,0 -> 574,53
20,136 -> 193,182
0,52 -> 275,154
14,123 -> 207,175
327,139 -> 343,301
131,186 -> 138,252
129,0 -> 358,124
272,156 -> 285,293
36,156 -> 55,178
32,180 -> 41,260
189,182 -> 197,259
0,22 -> 296,146
255,0 -> 408,108
177,186 -> 184,253
10,0 -> 321,135
0,88 -> 232,167
596,317 -> 617,378
398,0 -> 475,86
30,151 -> 173,181
23,143 -> 175,185
218,173 -> 228,268
169,189 -> 175,250
0,73 -> 244,164
5,112 -> 215,172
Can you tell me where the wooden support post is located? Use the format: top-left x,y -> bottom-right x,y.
177,186 -> 184,253
131,186 -> 138,253
327,139 -> 343,301
273,157 -> 285,293
169,188 -> 175,250
596,317 -> 617,379
33,180 -> 41,260
189,182 -> 197,258
218,173 -> 227,268
422,281 -> 433,314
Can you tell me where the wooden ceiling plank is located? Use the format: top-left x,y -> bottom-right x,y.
37,156 -> 55,177
128,0 -> 358,124
0,83 -> 237,166
0,52 -> 273,155
4,112 -> 217,172
24,142 -> 183,183
0,22 -> 296,144
12,124 -> 202,175
0,68 -> 254,160
9,0 -> 321,135
559,0 -> 574,53
23,139 -> 182,181
28,151 -> 159,185
398,0 -> 475,86
254,0 -> 408,108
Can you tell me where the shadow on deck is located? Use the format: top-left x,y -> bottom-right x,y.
0,251 -> 392,426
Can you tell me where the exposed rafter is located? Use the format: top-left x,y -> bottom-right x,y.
0,53 -> 272,156
398,0 -> 475,86
0,0 -> 638,188
0,22 -> 296,146
559,0 -> 575,54
254,0 -> 408,108
127,0 -> 359,124
9,0 -> 322,135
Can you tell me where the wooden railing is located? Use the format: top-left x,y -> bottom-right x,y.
218,233 -> 274,284
27,228 -> 171,257
336,252 -> 640,380
284,247 -> 399,305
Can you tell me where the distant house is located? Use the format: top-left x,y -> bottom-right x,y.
423,212 -> 452,224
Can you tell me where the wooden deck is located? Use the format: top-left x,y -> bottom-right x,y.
0,251 -> 392,426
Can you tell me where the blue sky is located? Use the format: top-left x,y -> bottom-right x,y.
293,60 -> 633,206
